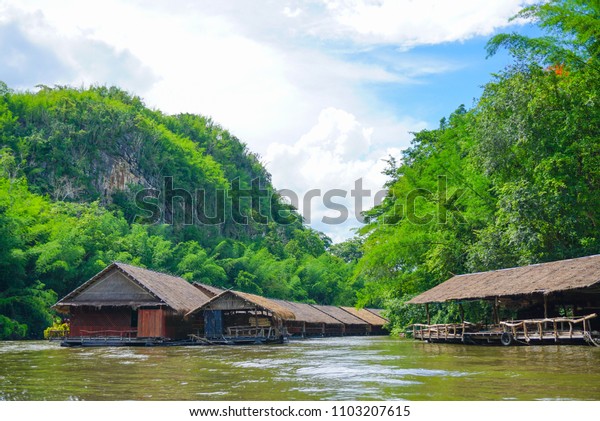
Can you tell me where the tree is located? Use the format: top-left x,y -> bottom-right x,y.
487,0 -> 600,69
354,0 -> 600,331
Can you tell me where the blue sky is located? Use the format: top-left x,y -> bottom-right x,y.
0,0 -> 539,241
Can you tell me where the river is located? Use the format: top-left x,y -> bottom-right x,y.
0,337 -> 599,400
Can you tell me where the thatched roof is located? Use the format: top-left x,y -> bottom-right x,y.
193,282 -> 225,298
408,254 -> 600,304
310,304 -> 368,325
186,290 -> 296,320
54,262 -> 211,313
341,307 -> 388,326
272,300 -> 343,324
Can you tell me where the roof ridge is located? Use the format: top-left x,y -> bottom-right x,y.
114,261 -> 185,281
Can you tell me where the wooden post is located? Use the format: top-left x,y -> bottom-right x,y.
543,294 -> 549,331
459,303 -> 465,323
425,303 -> 430,325
492,297 -> 499,325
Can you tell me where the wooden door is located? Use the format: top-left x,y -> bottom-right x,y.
138,308 -> 166,338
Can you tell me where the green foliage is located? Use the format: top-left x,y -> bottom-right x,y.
43,318 -> 70,339
357,1 -> 600,331
0,84 -> 360,338
487,0 -> 600,69
356,107 -> 492,310
0,315 -> 28,340
0,282 -> 56,340
328,237 -> 364,263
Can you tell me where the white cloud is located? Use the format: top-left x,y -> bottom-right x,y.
266,107 -> 425,242
0,3 -> 157,92
317,0 -> 538,47
283,6 -> 303,18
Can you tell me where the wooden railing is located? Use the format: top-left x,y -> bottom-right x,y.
412,322 -> 478,340
500,313 -> 597,342
227,326 -> 274,338
411,313 -> 599,345
76,329 -> 138,339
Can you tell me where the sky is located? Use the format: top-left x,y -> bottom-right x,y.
0,0 -> 538,242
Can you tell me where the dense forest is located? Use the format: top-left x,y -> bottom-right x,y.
353,0 -> 600,332
1,0 -> 598,339
0,85 -> 358,339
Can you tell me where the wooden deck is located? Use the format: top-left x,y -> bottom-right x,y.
412,313 -> 599,346
61,336 -> 162,347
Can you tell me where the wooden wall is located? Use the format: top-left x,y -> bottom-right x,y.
165,312 -> 194,340
69,306 -> 193,340
284,320 -> 346,337
69,307 -> 133,337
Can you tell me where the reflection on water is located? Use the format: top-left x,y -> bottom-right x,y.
0,337 -> 599,400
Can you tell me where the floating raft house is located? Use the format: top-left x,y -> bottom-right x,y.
408,254 -> 600,346
272,300 -> 345,337
185,290 -> 295,344
310,304 -> 370,335
53,262 -> 211,346
54,262 -> 388,346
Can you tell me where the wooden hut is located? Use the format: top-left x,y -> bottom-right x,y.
272,300 -> 344,337
341,307 -> 388,335
408,254 -> 600,345
185,290 -> 295,344
54,263 -> 390,346
310,304 -> 370,335
53,262 -> 211,345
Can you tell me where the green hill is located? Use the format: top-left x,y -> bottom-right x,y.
0,83 -> 357,339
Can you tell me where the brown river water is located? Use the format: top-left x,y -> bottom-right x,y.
0,336 -> 599,400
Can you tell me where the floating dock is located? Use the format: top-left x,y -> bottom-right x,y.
412,313 -> 600,346
61,335 -> 283,347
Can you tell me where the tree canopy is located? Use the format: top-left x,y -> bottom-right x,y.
354,0 -> 600,332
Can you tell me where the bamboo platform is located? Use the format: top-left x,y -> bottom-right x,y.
412,313 -> 600,346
